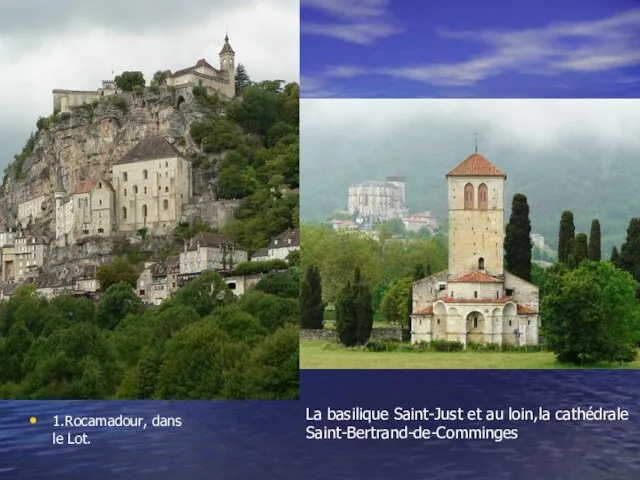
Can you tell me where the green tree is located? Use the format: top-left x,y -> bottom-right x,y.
504,194 -> 533,281
336,281 -> 357,347
151,70 -> 167,86
237,324 -> 299,400
97,282 -> 144,330
379,277 -> 412,326
353,268 -> 374,345
97,257 -> 138,291
620,218 -> 640,289
588,219 -> 601,261
569,233 -> 588,268
234,63 -> 251,93
254,272 -> 298,298
557,210 -> 575,264
300,265 -> 324,329
611,246 -> 621,268
238,291 -> 298,332
0,320 -> 34,383
541,261 -> 639,364
114,71 -> 145,91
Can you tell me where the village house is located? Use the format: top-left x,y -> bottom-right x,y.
267,228 -> 300,261
137,256 -> 180,305
179,232 -> 247,275
17,195 -> 48,228
13,233 -> 48,282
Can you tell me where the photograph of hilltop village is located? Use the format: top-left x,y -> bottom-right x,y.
0,32 -> 300,400
299,99 -> 640,369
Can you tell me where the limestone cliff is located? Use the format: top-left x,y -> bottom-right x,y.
0,88 -> 218,232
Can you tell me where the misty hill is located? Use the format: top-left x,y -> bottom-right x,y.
301,116 -> 640,257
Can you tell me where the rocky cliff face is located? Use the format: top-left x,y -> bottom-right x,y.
0,89 -> 211,230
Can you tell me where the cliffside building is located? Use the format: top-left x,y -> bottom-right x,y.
411,153 -> 539,347
164,35 -> 236,101
18,195 -> 47,228
55,178 -> 116,247
112,137 -> 192,234
179,233 -> 247,275
52,80 -> 118,114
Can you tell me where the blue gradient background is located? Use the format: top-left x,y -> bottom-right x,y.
1,371 -> 639,479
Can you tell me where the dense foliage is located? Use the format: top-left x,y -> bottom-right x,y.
557,210 -> 575,264
300,265 -> 324,329
504,193 -> 532,281
541,261 -> 640,364
336,269 -> 373,347
0,271 -> 299,399
588,219 -> 601,261
114,71 -> 146,92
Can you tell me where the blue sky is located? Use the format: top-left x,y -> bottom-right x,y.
301,0 -> 640,97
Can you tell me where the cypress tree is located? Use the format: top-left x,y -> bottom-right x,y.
558,211 -> 575,264
336,281 -> 357,346
354,268 -> 374,345
611,246 -> 621,268
620,218 -> 640,285
587,219 -> 601,261
569,233 -> 588,268
300,265 -> 324,329
504,193 -> 532,281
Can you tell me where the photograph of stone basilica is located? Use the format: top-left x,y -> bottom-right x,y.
300,99 -> 640,369
0,0 -> 300,400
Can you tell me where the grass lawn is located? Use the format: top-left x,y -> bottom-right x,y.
300,340 -> 640,369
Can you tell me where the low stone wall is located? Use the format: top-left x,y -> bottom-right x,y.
300,327 -> 406,342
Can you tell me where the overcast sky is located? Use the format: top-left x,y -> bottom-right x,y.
302,99 -> 640,151
0,0 -> 299,172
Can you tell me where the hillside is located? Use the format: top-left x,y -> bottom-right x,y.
301,120 -> 640,256
1,78 -> 299,255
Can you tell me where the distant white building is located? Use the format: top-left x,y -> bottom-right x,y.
404,212 -> 438,232
348,176 -> 408,221
531,234 -> 545,250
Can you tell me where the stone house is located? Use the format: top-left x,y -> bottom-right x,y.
112,137 -> 192,234
137,256 -> 180,305
267,228 -> 300,261
251,248 -> 269,262
411,153 -> 539,348
13,233 -> 48,282
179,233 -> 248,275
1,244 -> 15,282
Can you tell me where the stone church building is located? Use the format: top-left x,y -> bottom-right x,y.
410,153 -> 539,347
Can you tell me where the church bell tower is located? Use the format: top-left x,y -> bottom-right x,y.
219,34 -> 236,96
446,152 -> 506,278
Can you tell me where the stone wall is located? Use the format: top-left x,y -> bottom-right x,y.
181,197 -> 239,231
300,327 -> 406,342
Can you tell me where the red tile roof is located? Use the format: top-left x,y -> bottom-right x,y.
517,305 -> 537,314
441,296 -> 511,304
414,306 -> 433,315
446,153 -> 506,178
73,180 -> 96,195
448,270 -> 502,283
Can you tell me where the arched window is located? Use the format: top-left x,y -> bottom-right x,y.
143,170 -> 148,179
473,317 -> 478,328
142,205 -> 147,217
133,185 -> 138,194
478,183 -> 488,210
144,187 -> 147,194
123,172 -> 128,182
163,199 -> 169,210
124,188 -> 127,196
464,183 -> 474,209
478,257 -> 485,269
122,207 -> 127,219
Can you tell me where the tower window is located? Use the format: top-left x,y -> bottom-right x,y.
478,183 -> 488,210
506,288 -> 514,296
478,257 -> 485,269
163,199 -> 169,210
123,172 -> 128,182
133,185 -> 138,194
143,170 -> 148,179
473,317 -> 478,328
474,291 -> 478,298
509,320 -> 512,326
122,207 -> 127,219
142,205 -> 147,217
464,183 -> 474,209
450,291 -> 454,298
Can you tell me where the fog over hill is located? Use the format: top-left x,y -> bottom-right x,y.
301,99 -> 640,256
